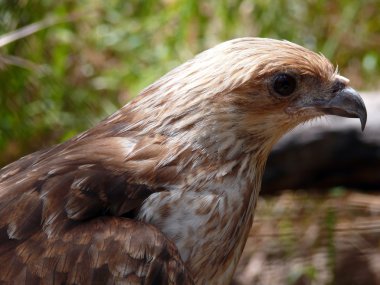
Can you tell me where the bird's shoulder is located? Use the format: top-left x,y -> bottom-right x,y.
0,134 -> 195,284
0,134 -> 183,238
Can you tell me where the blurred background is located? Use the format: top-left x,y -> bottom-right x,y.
1,1 -> 380,284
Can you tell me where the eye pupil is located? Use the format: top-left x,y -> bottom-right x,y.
273,73 -> 297,96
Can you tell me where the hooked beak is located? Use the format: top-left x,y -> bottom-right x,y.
315,87 -> 367,131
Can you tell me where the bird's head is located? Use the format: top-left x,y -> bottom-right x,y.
124,38 -> 366,160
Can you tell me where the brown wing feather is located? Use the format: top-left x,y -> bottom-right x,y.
0,217 -> 193,285
0,137 -> 166,235
0,136 -> 191,284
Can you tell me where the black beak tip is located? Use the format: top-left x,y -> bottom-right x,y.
360,110 -> 367,132
334,87 -> 367,132
352,90 -> 367,132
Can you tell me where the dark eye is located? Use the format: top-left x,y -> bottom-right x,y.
272,73 -> 297,96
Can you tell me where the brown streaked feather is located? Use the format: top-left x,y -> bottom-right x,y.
0,135 -> 192,284
0,217 -> 193,285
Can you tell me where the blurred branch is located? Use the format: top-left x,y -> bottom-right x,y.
0,16 -> 58,47
0,54 -> 47,72
0,12 -> 82,48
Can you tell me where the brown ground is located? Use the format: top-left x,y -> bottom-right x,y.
233,190 -> 380,285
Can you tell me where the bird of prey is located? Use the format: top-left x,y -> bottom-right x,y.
0,38 -> 366,285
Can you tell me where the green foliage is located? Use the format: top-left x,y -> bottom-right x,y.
286,264 -> 317,285
0,0 -> 379,165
